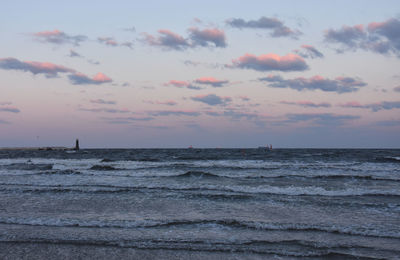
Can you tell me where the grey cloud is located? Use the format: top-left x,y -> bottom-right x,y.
294,45 -> 324,59
341,101 -> 400,112
149,110 -> 201,117
324,25 -> 366,48
281,101 -> 331,108
205,110 -> 259,120
0,57 -> 75,77
375,120 -> 400,126
226,16 -> 301,38
90,99 -> 116,105
394,86 -> 400,92
142,30 -> 190,51
230,53 -> 308,72
79,107 -> 129,113
188,27 -> 227,48
143,27 -> 227,50
191,94 -> 232,106
69,49 -> 82,58
0,107 -> 20,113
325,18 -> 400,57
260,75 -> 366,93
285,113 -> 360,126
0,119 -> 10,124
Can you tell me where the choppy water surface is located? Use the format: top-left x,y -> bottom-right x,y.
0,149 -> 399,259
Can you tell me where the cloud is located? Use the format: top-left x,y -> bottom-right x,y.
98,37 -> 118,46
90,99 -> 116,105
194,77 -> 229,87
0,57 -> 75,77
188,27 -> 227,47
164,80 -> 201,90
142,29 -> 190,50
229,53 -> 308,72
149,110 -> 201,117
124,26 -> 136,33
260,75 -> 366,93
33,29 -> 87,46
0,106 -> 20,113
226,16 -> 301,38
0,119 -> 10,124
144,100 -> 177,106
79,107 -> 129,113
204,109 -> 259,120
394,86 -> 400,92
340,101 -> 400,112
324,25 -> 366,48
324,18 -> 400,56
285,113 -> 360,126
103,116 -> 154,124
280,100 -> 331,108
143,27 -> 227,50
294,45 -> 324,59
191,94 -> 232,106
238,95 -> 250,101
374,120 -> 400,127
68,72 -> 112,85
68,49 -> 82,58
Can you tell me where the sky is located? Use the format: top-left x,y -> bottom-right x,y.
0,0 -> 399,148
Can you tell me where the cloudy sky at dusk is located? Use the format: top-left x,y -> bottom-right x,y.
1,0 -> 399,148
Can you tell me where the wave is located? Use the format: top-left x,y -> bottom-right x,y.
174,171 -> 220,178
89,165 -> 121,171
0,216 -> 398,239
2,182 -> 400,197
0,163 -> 53,171
2,237 -> 394,259
38,170 -> 82,175
374,157 -> 400,163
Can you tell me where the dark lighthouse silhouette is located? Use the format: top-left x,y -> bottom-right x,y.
74,139 -> 80,151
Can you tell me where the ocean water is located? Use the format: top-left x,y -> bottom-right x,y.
0,148 -> 399,259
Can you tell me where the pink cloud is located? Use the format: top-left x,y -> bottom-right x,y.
164,80 -> 201,90
194,77 -> 229,87
33,29 -> 87,45
165,80 -> 190,87
230,53 -> 308,71
34,29 -> 63,37
68,72 -> 112,85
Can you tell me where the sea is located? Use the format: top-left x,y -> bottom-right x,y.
0,148 -> 399,259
